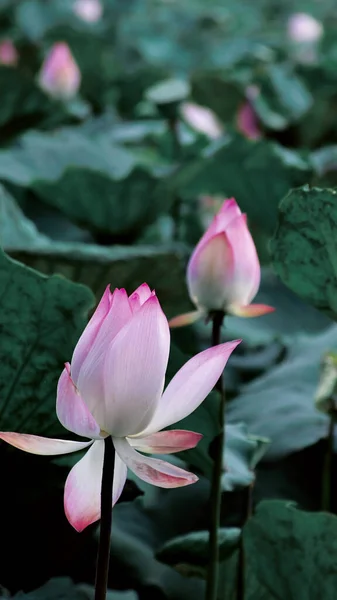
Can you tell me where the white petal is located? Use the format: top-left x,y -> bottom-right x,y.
71,285 -> 112,384
139,341 -> 241,436
114,437 -> 198,488
187,233 -> 234,311
0,432 -> 92,455
76,288 -> 132,418
94,294 -> 170,437
56,364 -> 101,439
128,429 -> 202,453
129,283 -> 152,312
64,440 -> 127,532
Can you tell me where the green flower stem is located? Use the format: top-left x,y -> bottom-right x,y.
95,436 -> 115,600
322,414 -> 335,512
206,310 -> 225,600
236,481 -> 254,600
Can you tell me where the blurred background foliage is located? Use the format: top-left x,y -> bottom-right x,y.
1,0 -> 337,598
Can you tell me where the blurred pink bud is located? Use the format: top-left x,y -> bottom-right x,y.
38,42 -> 81,100
0,40 -> 18,66
287,13 -> 323,43
181,102 -> 224,139
73,0 -> 103,22
0,283 -> 240,531
185,198 -> 274,318
237,101 -> 261,140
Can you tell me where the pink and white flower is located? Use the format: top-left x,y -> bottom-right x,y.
0,284 -> 240,532
170,199 -> 274,326
38,42 -> 81,100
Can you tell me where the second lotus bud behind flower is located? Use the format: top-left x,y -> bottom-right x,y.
170,198 -> 274,327
38,42 -> 81,100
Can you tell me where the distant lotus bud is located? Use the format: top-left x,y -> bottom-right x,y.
38,42 -> 81,100
237,101 -> 261,140
73,0 -> 103,22
287,13 -> 323,43
0,40 -> 18,66
181,102 -> 224,139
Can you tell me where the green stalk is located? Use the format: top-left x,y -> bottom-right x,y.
322,414 -> 335,512
95,436 -> 115,600
206,310 -> 225,600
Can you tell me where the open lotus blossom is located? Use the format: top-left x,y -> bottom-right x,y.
0,284 -> 240,532
0,39 -> 18,66
38,42 -> 81,100
73,0 -> 103,22
170,199 -> 274,327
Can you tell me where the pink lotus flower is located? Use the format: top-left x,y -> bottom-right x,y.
0,40 -> 18,66
0,284 -> 240,532
73,0 -> 103,22
181,102 -> 224,139
38,42 -> 81,100
170,199 -> 274,326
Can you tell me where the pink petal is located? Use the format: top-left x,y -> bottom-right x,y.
129,283 -> 152,313
187,232 -> 235,311
194,198 -> 241,251
76,288 -> 132,411
0,40 -> 18,66
168,310 -> 203,328
0,432 -> 92,455
64,440 -> 127,532
228,303 -> 275,317
56,364 -> 101,439
139,341 -> 241,436
71,285 -> 111,384
113,437 -> 198,488
237,102 -> 261,140
225,214 -> 261,305
216,198 -> 242,229
128,429 -> 202,454
95,294 -> 170,437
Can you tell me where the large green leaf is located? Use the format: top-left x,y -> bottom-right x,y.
0,248 -> 94,434
227,326 -> 337,460
162,135 -> 311,232
0,184 -> 190,317
0,129 -> 171,235
157,528 -> 241,568
270,186 -> 337,320
243,500 -> 337,600
33,167 -> 164,236
0,129 -> 134,186
13,577 -> 138,600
